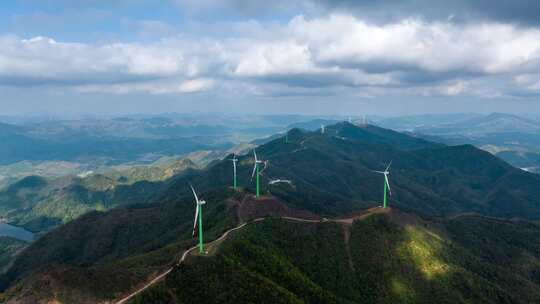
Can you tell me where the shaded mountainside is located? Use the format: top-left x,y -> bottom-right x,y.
2,122 -> 540,302
132,210 -> 540,304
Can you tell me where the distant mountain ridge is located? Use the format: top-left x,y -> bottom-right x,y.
395,113 -> 540,173
414,112 -> 540,135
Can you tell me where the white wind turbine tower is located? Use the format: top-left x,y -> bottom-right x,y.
372,161 -> 392,209
251,149 -> 267,198
190,184 -> 207,254
230,154 -> 238,189
321,124 -> 325,134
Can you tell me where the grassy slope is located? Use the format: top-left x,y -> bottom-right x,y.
133,212 -> 540,304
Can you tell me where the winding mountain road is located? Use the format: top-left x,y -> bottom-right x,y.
113,209 -> 386,304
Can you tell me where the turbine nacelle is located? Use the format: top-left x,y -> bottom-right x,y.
372,161 -> 393,196
251,149 -> 267,180
189,184 -> 205,239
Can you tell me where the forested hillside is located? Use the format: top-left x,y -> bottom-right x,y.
2,123 -> 540,303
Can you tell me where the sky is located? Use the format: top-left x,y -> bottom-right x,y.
1,0 -> 540,117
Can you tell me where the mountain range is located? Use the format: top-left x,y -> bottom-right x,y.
1,122 -> 540,303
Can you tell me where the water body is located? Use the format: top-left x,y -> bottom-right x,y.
0,223 -> 34,242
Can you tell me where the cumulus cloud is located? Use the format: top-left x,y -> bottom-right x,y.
0,34 -> 220,93
0,35 -> 185,84
312,0 -> 540,26
178,78 -> 215,93
2,13 -> 540,98
289,15 -> 540,75
171,0 -> 540,26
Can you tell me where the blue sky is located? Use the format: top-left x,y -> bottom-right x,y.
1,0 -> 540,116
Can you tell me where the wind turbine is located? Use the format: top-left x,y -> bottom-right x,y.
251,149 -> 267,197
285,131 -> 289,144
373,161 -> 392,209
230,154 -> 238,189
321,124 -> 325,134
190,184 -> 206,254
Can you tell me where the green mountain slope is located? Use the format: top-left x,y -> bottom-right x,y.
133,211 -> 540,304
162,122 -> 540,220
0,188 -> 240,303
2,123 -> 540,302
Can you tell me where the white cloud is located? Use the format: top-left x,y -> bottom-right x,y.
441,81 -> 468,96
514,74 -> 540,92
178,78 -> 215,93
288,14 -> 540,75
2,13 -> 540,98
232,40 -> 313,76
0,35 -> 205,84
75,78 -> 214,95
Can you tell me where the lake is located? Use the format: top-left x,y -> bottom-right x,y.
0,222 -> 34,242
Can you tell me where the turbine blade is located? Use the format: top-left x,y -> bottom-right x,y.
260,160 -> 269,174
372,170 -> 385,174
386,160 -> 393,172
189,183 -> 199,203
385,175 -> 392,195
251,163 -> 257,180
253,150 -> 258,162
192,204 -> 199,237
